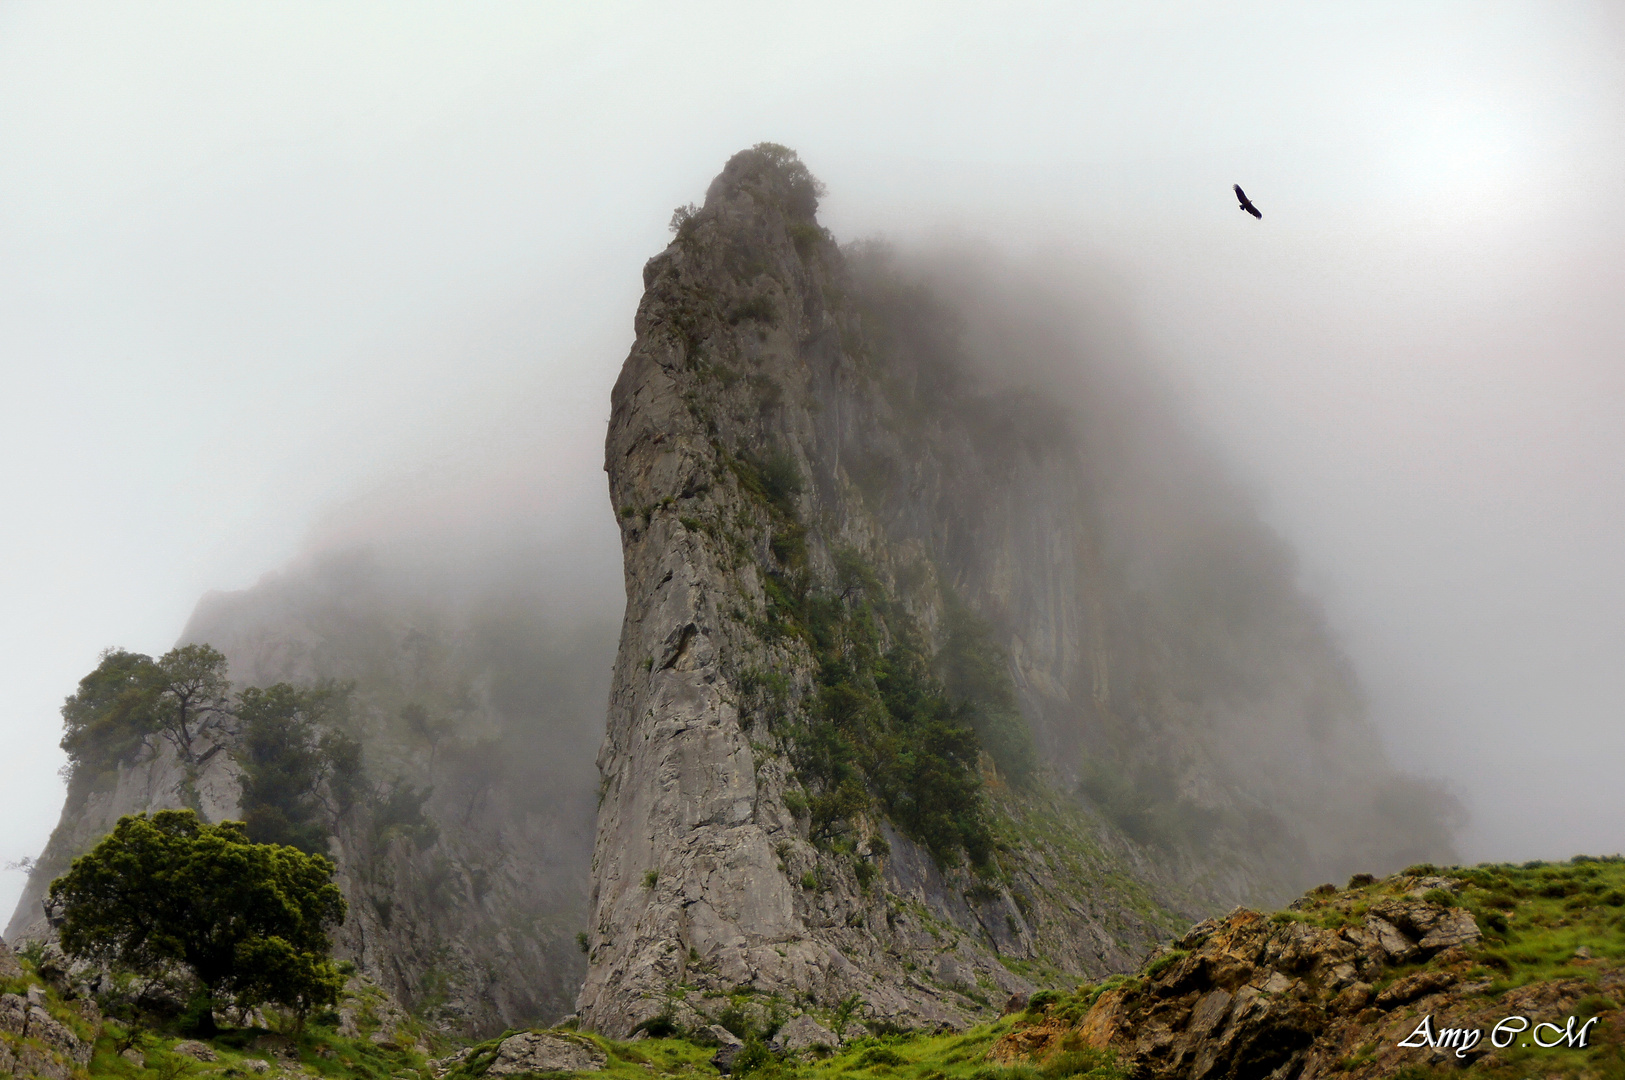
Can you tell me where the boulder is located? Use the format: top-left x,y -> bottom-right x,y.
0,994 -> 26,1036
486,1031 -> 606,1075
173,1040 -> 218,1061
707,1026 -> 746,1074
1418,908 -> 1480,952
769,1014 -> 836,1053
1362,916 -> 1419,964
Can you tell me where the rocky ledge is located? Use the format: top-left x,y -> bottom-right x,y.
993,862 -> 1625,1079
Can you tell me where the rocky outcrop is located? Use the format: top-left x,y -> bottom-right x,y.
485,1031 -> 605,1075
769,1014 -> 838,1053
8,550 -> 617,1037
577,145 -> 1454,1035
5,726 -> 240,945
170,1040 -> 218,1061
0,954 -> 94,1080
990,870 -> 1625,1080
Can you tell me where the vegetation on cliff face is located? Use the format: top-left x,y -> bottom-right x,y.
59,645 -> 234,791
664,150 -> 1043,875
237,684 -> 362,854
54,646 -> 365,855
747,531 -> 1015,872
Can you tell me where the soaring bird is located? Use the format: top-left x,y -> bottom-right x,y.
1233,184 -> 1262,219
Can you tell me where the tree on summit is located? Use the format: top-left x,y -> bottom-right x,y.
59,644 -> 231,776
148,643 -> 232,763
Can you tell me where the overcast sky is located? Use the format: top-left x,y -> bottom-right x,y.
4,2 -> 1623,920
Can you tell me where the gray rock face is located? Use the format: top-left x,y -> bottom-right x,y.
485,1031 -> 606,1074
5,727 -> 240,944
577,145 -> 1449,1035
0,992 -> 93,1077
1418,908 -> 1482,952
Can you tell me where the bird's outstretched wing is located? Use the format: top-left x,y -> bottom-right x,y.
1233,184 -> 1263,219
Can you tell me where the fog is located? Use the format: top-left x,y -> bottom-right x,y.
4,2 -> 1624,920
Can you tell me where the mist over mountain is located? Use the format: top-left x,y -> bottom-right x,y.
574,146 -> 1458,1033
7,147 -> 1466,1039
6,465 -> 624,1032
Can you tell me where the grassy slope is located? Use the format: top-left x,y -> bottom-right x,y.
19,857 -> 1623,1080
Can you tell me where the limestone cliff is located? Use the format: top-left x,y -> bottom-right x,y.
8,550 -> 616,1037
576,146 -> 1454,1035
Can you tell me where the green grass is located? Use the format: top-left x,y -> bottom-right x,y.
432,1017 -> 1123,1080
1257,857 -> 1625,1079
1281,857 -> 1625,992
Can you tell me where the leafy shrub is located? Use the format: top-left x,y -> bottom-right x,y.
633,1012 -> 680,1038
731,1038 -> 776,1076
857,1047 -> 906,1067
1145,950 -> 1188,979
1025,990 -> 1064,1013
749,143 -> 826,219
788,222 -> 826,259
669,203 -> 700,236
728,293 -> 778,325
371,780 -> 438,852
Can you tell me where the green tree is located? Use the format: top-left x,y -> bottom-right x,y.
149,644 -> 231,763
48,809 -> 347,1034
60,649 -> 162,782
236,682 -> 360,853
59,643 -> 233,780
936,603 -> 1037,783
